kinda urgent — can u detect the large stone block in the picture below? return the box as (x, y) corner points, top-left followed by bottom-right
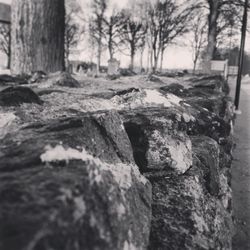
(0, 111), (151, 250)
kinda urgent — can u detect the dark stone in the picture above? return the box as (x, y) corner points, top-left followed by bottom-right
(29, 71), (47, 83)
(106, 74), (120, 80)
(184, 105), (232, 142)
(119, 68), (136, 77)
(115, 88), (140, 96)
(191, 136), (220, 196)
(148, 170), (232, 250)
(160, 83), (187, 97)
(0, 86), (43, 106)
(55, 72), (80, 88)
(124, 122), (149, 173)
(120, 108), (192, 174)
(190, 75), (230, 94)
(0, 74), (29, 85)
(0, 112), (134, 171)
(0, 111), (151, 250)
(147, 74), (163, 83)
(36, 89), (64, 96)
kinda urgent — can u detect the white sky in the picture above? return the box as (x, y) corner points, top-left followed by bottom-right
(0, 0), (250, 69)
(0, 0), (10, 3)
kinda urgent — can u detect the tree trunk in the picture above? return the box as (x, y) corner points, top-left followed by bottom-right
(140, 47), (144, 72)
(7, 31), (11, 69)
(153, 50), (160, 73)
(130, 53), (135, 71)
(11, 0), (65, 75)
(65, 42), (70, 72)
(160, 48), (164, 73)
(204, 0), (219, 73)
(193, 58), (197, 74)
(97, 36), (101, 75)
(130, 46), (135, 70)
(7, 54), (10, 69)
(108, 39), (113, 60)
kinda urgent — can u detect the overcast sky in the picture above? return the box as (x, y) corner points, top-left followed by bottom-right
(0, 0), (250, 69)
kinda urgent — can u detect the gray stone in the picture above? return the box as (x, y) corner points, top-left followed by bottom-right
(107, 58), (120, 76)
(0, 86), (43, 106)
(0, 111), (151, 250)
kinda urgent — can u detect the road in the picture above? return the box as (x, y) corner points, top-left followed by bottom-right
(231, 77), (250, 249)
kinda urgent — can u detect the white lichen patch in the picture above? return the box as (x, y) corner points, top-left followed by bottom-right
(144, 89), (182, 107)
(168, 137), (192, 174)
(148, 130), (192, 174)
(182, 113), (196, 123)
(219, 173), (232, 209)
(123, 241), (137, 250)
(58, 188), (86, 221)
(40, 144), (103, 166)
(73, 197), (86, 221)
(68, 98), (116, 112)
(117, 203), (126, 219)
(111, 89), (182, 109)
(0, 112), (17, 139)
(184, 178), (203, 201)
(40, 145), (148, 190)
(192, 212), (209, 233)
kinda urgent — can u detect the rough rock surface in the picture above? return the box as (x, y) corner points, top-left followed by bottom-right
(0, 74), (234, 250)
(0, 86), (43, 106)
(0, 112), (151, 250)
(42, 71), (80, 88)
(120, 108), (193, 174)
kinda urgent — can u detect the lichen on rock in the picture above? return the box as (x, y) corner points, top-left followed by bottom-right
(0, 74), (234, 250)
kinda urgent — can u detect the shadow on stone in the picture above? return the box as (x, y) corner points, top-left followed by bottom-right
(124, 122), (149, 173)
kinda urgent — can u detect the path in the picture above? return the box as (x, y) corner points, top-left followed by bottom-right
(231, 77), (250, 249)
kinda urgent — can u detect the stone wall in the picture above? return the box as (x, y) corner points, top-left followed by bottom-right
(0, 73), (234, 249)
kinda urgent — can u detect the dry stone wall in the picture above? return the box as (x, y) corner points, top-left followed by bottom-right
(0, 73), (234, 250)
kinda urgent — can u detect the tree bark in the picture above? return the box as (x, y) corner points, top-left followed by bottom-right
(204, 0), (219, 72)
(140, 48), (144, 72)
(11, 0), (65, 75)
(130, 45), (135, 70)
(160, 48), (164, 73)
(130, 53), (135, 71)
(97, 35), (102, 75)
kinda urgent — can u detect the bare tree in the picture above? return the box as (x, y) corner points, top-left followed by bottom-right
(65, 14), (84, 70)
(89, 0), (107, 75)
(147, 0), (194, 72)
(190, 14), (207, 73)
(203, 0), (244, 64)
(0, 23), (10, 69)
(104, 10), (123, 60)
(119, 9), (147, 70)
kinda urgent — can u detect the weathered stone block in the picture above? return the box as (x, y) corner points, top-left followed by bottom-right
(0, 111), (151, 250)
